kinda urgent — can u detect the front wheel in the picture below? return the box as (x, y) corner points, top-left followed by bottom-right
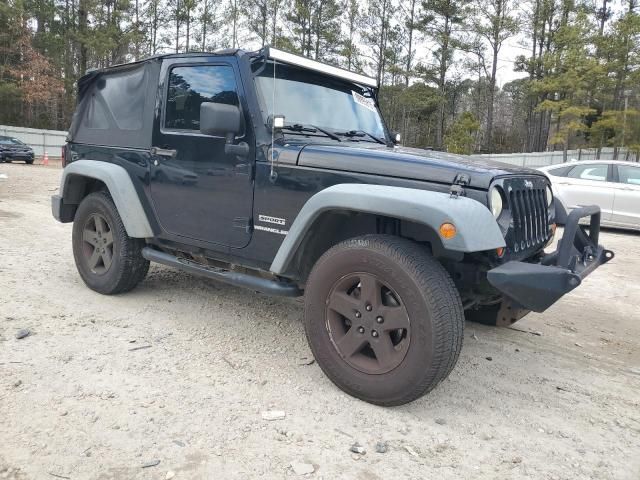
(72, 191), (149, 295)
(304, 235), (464, 406)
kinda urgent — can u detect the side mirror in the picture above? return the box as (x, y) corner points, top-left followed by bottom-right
(200, 102), (249, 157)
(392, 132), (401, 144)
(200, 102), (242, 137)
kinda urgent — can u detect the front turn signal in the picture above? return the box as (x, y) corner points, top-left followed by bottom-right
(439, 222), (457, 240)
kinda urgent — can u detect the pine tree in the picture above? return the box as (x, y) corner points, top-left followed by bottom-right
(418, 0), (472, 149)
(444, 111), (480, 154)
(533, 10), (600, 161)
(470, 0), (519, 152)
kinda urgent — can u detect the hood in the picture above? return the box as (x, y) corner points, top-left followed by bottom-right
(297, 143), (542, 190)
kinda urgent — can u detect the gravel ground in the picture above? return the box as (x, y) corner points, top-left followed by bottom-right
(1, 163), (639, 480)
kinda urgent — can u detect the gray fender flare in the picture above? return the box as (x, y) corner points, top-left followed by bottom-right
(270, 184), (505, 274)
(59, 160), (153, 238)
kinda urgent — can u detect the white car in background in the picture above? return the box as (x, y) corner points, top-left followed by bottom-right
(538, 160), (640, 231)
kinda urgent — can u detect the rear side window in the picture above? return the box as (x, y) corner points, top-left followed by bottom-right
(84, 67), (147, 130)
(545, 165), (573, 177)
(165, 65), (239, 131)
(617, 165), (640, 185)
(567, 164), (608, 182)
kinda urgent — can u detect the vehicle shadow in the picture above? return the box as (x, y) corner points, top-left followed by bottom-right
(131, 263), (555, 411)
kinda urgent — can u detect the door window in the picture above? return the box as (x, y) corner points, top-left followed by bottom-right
(617, 165), (640, 185)
(165, 65), (238, 131)
(567, 164), (608, 182)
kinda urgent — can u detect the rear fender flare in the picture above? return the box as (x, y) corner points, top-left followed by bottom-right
(270, 184), (505, 274)
(58, 160), (153, 238)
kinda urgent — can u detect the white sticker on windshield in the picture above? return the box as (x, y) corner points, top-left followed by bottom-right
(352, 91), (377, 112)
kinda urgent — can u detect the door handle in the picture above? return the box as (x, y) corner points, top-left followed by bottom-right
(150, 146), (177, 158)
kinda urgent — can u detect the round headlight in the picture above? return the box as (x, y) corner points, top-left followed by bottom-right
(545, 185), (553, 206)
(490, 187), (503, 219)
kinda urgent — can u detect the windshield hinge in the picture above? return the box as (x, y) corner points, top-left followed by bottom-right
(450, 173), (470, 198)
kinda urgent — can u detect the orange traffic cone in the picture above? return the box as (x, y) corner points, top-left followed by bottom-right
(43, 151), (49, 166)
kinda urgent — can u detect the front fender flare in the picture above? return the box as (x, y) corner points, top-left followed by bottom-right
(58, 160), (153, 238)
(270, 184), (505, 275)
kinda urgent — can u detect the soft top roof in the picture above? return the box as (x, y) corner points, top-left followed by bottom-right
(69, 47), (378, 149)
(78, 49), (243, 84)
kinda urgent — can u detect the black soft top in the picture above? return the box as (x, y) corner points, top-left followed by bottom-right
(68, 49), (245, 149)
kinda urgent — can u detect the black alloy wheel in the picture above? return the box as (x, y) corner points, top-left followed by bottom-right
(326, 272), (410, 375)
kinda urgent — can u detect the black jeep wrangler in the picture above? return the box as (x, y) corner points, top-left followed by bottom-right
(52, 47), (613, 406)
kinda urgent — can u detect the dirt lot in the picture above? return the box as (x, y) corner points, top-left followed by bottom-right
(1, 163), (639, 480)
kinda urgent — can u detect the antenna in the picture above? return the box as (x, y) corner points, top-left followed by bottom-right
(268, 5), (281, 184)
(269, 50), (277, 182)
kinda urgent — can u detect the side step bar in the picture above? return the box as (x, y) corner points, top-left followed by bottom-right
(142, 247), (302, 298)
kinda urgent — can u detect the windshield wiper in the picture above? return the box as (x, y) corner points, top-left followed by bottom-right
(335, 130), (386, 145)
(281, 123), (341, 142)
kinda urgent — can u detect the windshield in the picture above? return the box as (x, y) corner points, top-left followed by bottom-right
(253, 61), (386, 140)
(0, 137), (23, 145)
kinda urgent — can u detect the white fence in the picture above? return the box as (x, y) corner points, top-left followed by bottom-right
(470, 147), (636, 168)
(0, 124), (67, 157)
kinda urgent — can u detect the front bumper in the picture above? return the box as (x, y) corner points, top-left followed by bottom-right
(6, 152), (34, 160)
(487, 205), (614, 312)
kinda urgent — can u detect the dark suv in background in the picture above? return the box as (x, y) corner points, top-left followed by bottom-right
(0, 136), (34, 164)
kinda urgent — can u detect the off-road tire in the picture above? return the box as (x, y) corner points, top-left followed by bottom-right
(304, 234), (464, 406)
(72, 191), (149, 295)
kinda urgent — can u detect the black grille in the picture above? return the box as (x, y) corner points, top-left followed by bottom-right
(504, 179), (550, 253)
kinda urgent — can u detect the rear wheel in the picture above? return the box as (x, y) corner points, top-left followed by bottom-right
(72, 191), (149, 294)
(304, 235), (464, 406)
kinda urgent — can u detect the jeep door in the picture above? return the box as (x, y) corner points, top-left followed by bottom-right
(150, 58), (254, 248)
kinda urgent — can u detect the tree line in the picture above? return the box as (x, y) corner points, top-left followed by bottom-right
(0, 0), (638, 158)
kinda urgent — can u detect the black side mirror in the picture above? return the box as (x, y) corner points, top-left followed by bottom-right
(391, 131), (402, 144)
(200, 102), (242, 137)
(200, 102), (249, 157)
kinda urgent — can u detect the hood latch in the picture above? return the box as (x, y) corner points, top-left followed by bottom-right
(450, 173), (470, 198)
